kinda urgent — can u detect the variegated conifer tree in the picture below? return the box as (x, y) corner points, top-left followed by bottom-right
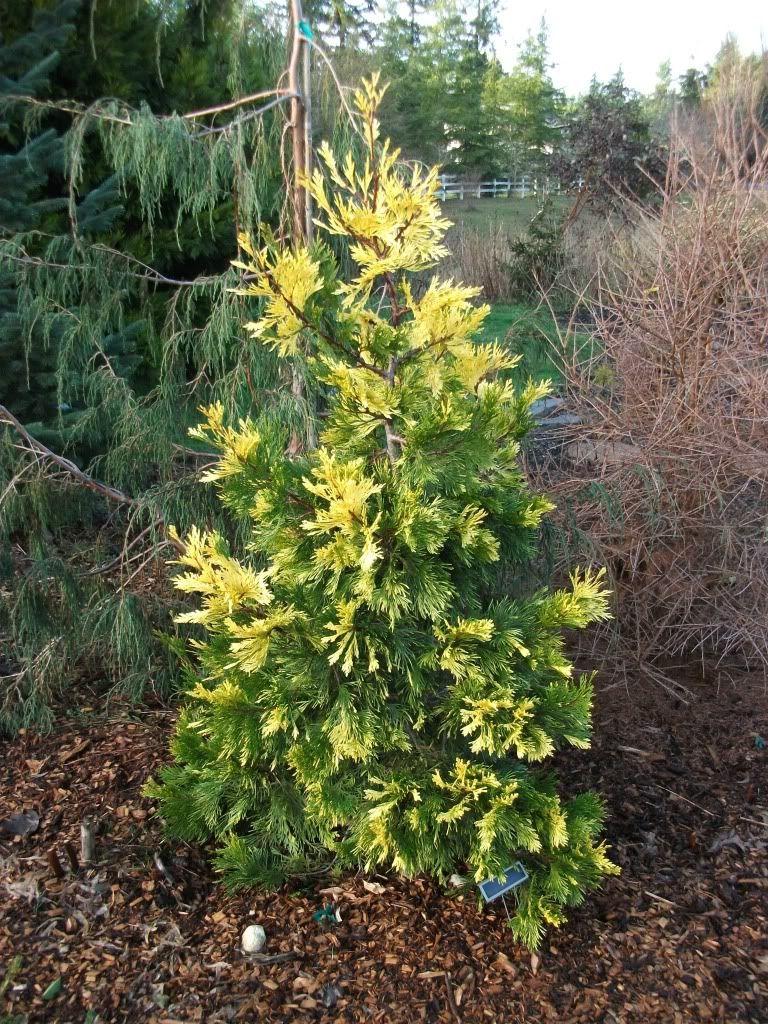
(147, 76), (618, 949)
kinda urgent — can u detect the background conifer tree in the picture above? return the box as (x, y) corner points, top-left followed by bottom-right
(0, 0), (131, 437)
(498, 19), (564, 173)
(148, 77), (618, 949)
(0, 0), (289, 734)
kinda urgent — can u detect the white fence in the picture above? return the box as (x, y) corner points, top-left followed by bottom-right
(437, 174), (568, 200)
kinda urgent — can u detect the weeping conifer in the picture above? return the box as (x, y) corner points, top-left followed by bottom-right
(148, 77), (618, 949)
(0, 2), (297, 733)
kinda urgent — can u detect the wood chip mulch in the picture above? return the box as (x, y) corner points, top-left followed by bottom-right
(1, 671), (767, 1024)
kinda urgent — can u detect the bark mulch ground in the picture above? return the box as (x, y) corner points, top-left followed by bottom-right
(1, 670), (766, 1024)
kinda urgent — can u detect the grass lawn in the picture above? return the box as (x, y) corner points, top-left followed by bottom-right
(480, 302), (596, 391)
(438, 196), (593, 390)
(481, 303), (566, 388)
(441, 195), (570, 234)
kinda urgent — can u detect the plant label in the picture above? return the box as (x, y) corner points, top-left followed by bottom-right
(478, 862), (529, 903)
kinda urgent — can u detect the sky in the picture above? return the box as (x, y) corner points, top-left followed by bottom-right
(496, 0), (767, 96)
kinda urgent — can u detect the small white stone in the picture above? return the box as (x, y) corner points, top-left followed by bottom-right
(449, 873), (468, 888)
(241, 924), (267, 954)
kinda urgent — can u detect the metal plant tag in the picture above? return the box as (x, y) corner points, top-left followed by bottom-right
(478, 862), (529, 903)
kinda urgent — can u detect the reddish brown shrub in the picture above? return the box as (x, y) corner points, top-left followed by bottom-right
(543, 68), (768, 684)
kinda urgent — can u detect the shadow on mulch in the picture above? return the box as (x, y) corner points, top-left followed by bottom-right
(1, 669), (766, 1024)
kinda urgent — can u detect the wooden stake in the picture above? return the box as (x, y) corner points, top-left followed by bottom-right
(302, 18), (313, 245)
(287, 0), (311, 245)
(285, 0), (316, 453)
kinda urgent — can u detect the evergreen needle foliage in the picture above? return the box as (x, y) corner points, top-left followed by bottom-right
(148, 76), (618, 949)
(0, 2), (290, 733)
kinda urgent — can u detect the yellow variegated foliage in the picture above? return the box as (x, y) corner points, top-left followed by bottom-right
(324, 598), (361, 675)
(453, 505), (500, 561)
(172, 527), (272, 625)
(459, 697), (554, 760)
(433, 758), (503, 804)
(302, 451), (382, 537)
(233, 237), (323, 356)
(322, 360), (401, 426)
(452, 342), (521, 393)
(150, 76), (617, 953)
(306, 77), (451, 302)
(403, 278), (489, 353)
(434, 618), (495, 682)
(227, 606), (305, 674)
(190, 404), (261, 482)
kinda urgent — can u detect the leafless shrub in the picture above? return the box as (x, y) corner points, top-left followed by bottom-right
(442, 222), (514, 302)
(541, 66), (768, 679)
(560, 210), (638, 301)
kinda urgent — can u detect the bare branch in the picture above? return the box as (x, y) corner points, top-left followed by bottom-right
(0, 404), (185, 553)
(182, 89), (290, 120)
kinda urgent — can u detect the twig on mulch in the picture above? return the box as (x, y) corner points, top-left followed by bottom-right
(248, 951), (302, 965)
(46, 849), (65, 879)
(443, 972), (461, 1022)
(654, 784), (718, 817)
